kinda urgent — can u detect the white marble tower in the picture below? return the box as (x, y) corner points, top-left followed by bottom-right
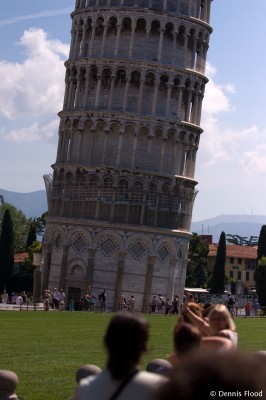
(42, 0), (213, 310)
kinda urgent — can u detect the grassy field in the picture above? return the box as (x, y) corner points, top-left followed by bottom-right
(1, 311), (266, 400)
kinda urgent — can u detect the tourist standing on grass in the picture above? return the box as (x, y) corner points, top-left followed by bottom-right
(90, 294), (97, 312)
(69, 298), (75, 312)
(99, 289), (107, 312)
(157, 295), (165, 314)
(15, 294), (23, 306)
(120, 295), (127, 311)
(52, 288), (59, 309)
(1, 290), (9, 304)
(58, 289), (65, 303)
(76, 313), (166, 400)
(253, 300), (260, 316)
(164, 299), (171, 315)
(43, 289), (50, 311)
(128, 295), (136, 312)
(171, 295), (179, 315)
(245, 301), (252, 317)
(150, 296), (158, 313)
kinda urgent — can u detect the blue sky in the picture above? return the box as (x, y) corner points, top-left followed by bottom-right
(1, 0), (266, 222)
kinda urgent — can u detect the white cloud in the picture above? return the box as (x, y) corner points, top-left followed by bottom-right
(203, 62), (235, 115)
(0, 28), (67, 120)
(241, 141), (266, 175)
(200, 63), (266, 175)
(4, 119), (59, 143)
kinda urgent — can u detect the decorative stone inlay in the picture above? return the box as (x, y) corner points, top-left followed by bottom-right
(98, 236), (118, 257)
(54, 233), (61, 251)
(157, 243), (171, 263)
(128, 240), (147, 260)
(71, 234), (87, 254)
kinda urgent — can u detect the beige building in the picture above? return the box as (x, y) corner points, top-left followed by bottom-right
(208, 243), (257, 294)
(42, 0), (213, 310)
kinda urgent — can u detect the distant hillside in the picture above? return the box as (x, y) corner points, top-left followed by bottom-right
(1, 188), (266, 240)
(191, 215), (266, 242)
(0, 188), (47, 218)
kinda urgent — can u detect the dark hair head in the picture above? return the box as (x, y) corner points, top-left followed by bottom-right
(173, 323), (201, 356)
(104, 312), (149, 379)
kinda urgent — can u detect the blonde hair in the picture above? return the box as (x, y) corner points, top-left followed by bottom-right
(208, 304), (236, 332)
(181, 302), (202, 323)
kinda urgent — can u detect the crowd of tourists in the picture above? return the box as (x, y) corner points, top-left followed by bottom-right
(0, 290), (32, 306)
(2, 291), (266, 400)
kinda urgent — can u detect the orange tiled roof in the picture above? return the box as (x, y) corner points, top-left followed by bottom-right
(209, 244), (257, 260)
(14, 252), (29, 263)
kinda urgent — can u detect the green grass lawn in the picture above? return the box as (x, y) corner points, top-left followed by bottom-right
(1, 311), (266, 400)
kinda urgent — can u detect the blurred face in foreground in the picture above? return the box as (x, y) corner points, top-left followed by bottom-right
(209, 311), (228, 333)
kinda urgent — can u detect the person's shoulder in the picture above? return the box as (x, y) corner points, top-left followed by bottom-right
(79, 369), (109, 387)
(134, 371), (167, 385)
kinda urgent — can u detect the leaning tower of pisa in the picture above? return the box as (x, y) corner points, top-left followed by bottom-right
(42, 0), (213, 310)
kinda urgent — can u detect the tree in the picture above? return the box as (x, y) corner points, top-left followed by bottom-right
(0, 203), (30, 253)
(257, 225), (266, 261)
(26, 223), (37, 250)
(210, 231), (226, 294)
(226, 234), (258, 246)
(255, 225), (266, 287)
(256, 257), (266, 306)
(0, 209), (14, 292)
(185, 233), (208, 288)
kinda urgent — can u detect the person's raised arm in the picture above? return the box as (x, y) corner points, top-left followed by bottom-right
(182, 303), (212, 336)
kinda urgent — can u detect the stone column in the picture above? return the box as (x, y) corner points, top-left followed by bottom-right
(185, 89), (192, 121)
(94, 75), (102, 108)
(114, 25), (122, 56)
(174, 255), (189, 304)
(116, 130), (124, 165)
(74, 72), (81, 109)
(32, 253), (43, 303)
(73, 28), (80, 58)
(41, 242), (52, 294)
(157, 29), (165, 62)
(59, 244), (70, 290)
(114, 251), (127, 311)
(83, 70), (90, 108)
(151, 79), (160, 116)
(85, 248), (97, 290)
(63, 76), (70, 109)
(167, 256), (177, 302)
(100, 23), (108, 57)
(165, 82), (173, 117)
(142, 255), (157, 313)
(128, 22), (136, 58)
(183, 34), (188, 67)
(191, 91), (199, 124)
(80, 23), (87, 57)
(67, 77), (74, 109)
(89, 23), (96, 58)
(108, 76), (115, 109)
(137, 78), (144, 113)
(69, 29), (75, 58)
(122, 78), (130, 111)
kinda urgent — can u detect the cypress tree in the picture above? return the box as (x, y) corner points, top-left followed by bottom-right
(256, 257), (266, 306)
(210, 231), (226, 294)
(0, 209), (14, 292)
(255, 225), (266, 303)
(257, 225), (266, 260)
(26, 223), (37, 250)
